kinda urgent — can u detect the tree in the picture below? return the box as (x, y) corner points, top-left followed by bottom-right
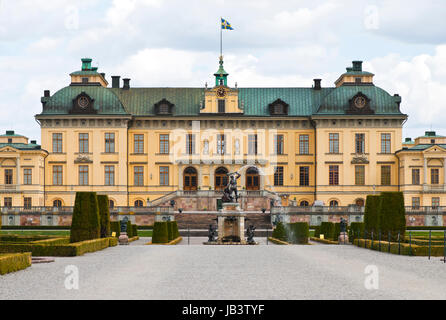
(97, 195), (111, 238)
(70, 192), (101, 243)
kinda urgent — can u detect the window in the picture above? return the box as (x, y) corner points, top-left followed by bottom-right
(355, 165), (365, 186)
(274, 135), (284, 155)
(218, 100), (225, 113)
(432, 197), (440, 209)
(24, 197), (32, 209)
(79, 166), (89, 186)
(4, 197), (12, 208)
(274, 166), (284, 186)
(186, 134), (195, 155)
(105, 133), (115, 153)
(82, 77), (89, 83)
(329, 133), (339, 154)
(109, 200), (115, 209)
(7, 138), (12, 144)
(159, 104), (169, 114)
(52, 166), (62, 186)
(4, 169), (13, 185)
(355, 133), (365, 154)
(300, 201), (309, 207)
(134, 134), (144, 154)
(412, 197), (420, 209)
(134, 167), (144, 186)
(135, 200), (144, 208)
(299, 135), (309, 155)
(79, 133), (89, 153)
(217, 134), (226, 155)
(299, 167), (309, 186)
(23, 169), (32, 185)
(160, 167), (169, 186)
(52, 133), (63, 153)
(412, 169), (420, 185)
(355, 77), (362, 84)
(160, 134), (169, 154)
(381, 166), (391, 185)
(53, 200), (62, 208)
(329, 200), (339, 207)
(431, 168), (439, 185)
(381, 133), (391, 154)
(274, 104), (284, 114)
(105, 166), (115, 186)
(329, 165), (339, 186)
(248, 135), (258, 155)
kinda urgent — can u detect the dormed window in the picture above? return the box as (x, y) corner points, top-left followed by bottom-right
(154, 99), (174, 115)
(268, 99), (289, 116)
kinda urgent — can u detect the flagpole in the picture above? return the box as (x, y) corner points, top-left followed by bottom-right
(220, 17), (223, 57)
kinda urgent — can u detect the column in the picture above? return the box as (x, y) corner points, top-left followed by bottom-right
(424, 157), (428, 185)
(16, 157), (20, 192)
(210, 165), (215, 189)
(443, 158), (446, 190)
(178, 164), (183, 191)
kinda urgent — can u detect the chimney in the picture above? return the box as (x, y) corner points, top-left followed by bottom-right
(44, 90), (50, 97)
(123, 78), (131, 90)
(352, 61), (363, 72)
(405, 138), (412, 143)
(313, 79), (322, 90)
(30, 140), (37, 145)
(112, 76), (121, 89)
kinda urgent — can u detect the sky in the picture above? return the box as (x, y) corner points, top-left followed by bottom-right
(1, 0), (446, 142)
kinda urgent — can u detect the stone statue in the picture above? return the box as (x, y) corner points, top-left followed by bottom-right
(247, 225), (256, 244)
(120, 217), (129, 233)
(208, 224), (217, 242)
(222, 172), (241, 203)
(340, 217), (347, 233)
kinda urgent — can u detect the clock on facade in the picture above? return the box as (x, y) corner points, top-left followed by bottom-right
(217, 87), (226, 98)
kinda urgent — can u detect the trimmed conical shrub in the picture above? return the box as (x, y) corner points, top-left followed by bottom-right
(171, 221), (179, 239)
(320, 222), (334, 240)
(152, 222), (169, 244)
(97, 195), (111, 238)
(272, 222), (287, 241)
(288, 222), (309, 244)
(364, 195), (380, 235)
(379, 192), (406, 241)
(70, 192), (100, 243)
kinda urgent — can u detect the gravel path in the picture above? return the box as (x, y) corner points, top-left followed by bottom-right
(1, 239), (446, 300)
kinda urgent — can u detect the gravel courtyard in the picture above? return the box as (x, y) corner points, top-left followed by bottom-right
(1, 238), (446, 300)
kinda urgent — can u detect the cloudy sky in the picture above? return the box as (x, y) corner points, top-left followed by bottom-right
(1, 0), (445, 142)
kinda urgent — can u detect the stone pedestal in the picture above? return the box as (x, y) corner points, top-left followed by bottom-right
(119, 232), (129, 245)
(338, 232), (349, 244)
(217, 203), (247, 244)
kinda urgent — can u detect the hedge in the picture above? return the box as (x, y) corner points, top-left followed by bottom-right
(310, 237), (338, 245)
(0, 253), (31, 275)
(152, 222), (169, 244)
(353, 238), (446, 256)
(364, 195), (380, 234)
(320, 222), (334, 240)
(110, 221), (121, 238)
(349, 222), (365, 243)
(0, 237), (117, 257)
(126, 221), (133, 238)
(171, 221), (179, 239)
(333, 223), (341, 241)
(287, 222), (309, 244)
(406, 226), (446, 231)
(272, 222), (287, 242)
(97, 195), (111, 238)
(70, 192), (101, 243)
(313, 226), (321, 238)
(132, 225), (138, 237)
(379, 192), (406, 241)
(1, 226), (71, 230)
(0, 235), (59, 243)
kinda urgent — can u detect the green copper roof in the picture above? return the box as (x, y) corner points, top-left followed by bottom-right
(0, 143), (42, 151)
(316, 85), (403, 115)
(40, 86), (128, 115)
(400, 144), (446, 151)
(110, 88), (204, 116)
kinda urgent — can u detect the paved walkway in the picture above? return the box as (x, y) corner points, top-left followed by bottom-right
(1, 239), (446, 300)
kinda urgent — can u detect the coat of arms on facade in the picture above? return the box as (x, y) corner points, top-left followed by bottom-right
(74, 155), (93, 164)
(351, 154), (369, 164)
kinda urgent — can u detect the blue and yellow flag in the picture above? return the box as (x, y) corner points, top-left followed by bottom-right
(221, 18), (234, 30)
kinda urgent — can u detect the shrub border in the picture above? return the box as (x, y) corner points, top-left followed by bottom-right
(0, 253), (32, 275)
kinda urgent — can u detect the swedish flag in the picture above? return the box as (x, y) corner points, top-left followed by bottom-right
(221, 18), (234, 30)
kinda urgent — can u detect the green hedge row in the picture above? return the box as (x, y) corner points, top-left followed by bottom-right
(320, 222), (335, 240)
(0, 237), (117, 257)
(272, 222), (309, 244)
(353, 238), (445, 256)
(0, 226), (71, 230)
(0, 235), (58, 243)
(406, 226), (446, 231)
(0, 253), (31, 275)
(152, 221), (179, 244)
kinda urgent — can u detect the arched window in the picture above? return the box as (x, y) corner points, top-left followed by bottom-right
(300, 201), (309, 207)
(355, 198), (365, 207)
(134, 200), (144, 208)
(215, 167), (229, 191)
(53, 200), (62, 208)
(184, 167), (198, 191)
(329, 200), (339, 207)
(109, 200), (115, 209)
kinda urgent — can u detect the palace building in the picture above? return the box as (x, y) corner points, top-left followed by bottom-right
(25, 56), (414, 212)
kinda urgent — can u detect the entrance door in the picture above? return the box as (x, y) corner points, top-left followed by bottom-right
(246, 167), (260, 191)
(184, 167), (198, 191)
(215, 167), (228, 191)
